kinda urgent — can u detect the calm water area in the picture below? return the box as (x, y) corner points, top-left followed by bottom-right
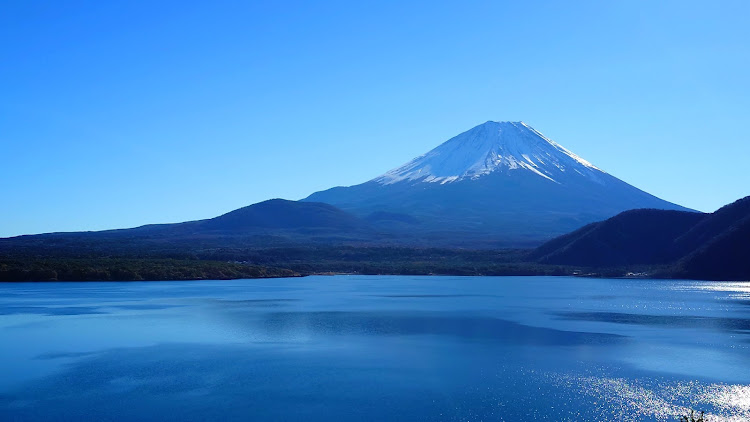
(1, 276), (749, 421)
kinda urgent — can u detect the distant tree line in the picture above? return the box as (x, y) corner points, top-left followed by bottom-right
(0, 237), (678, 282)
(0, 258), (297, 282)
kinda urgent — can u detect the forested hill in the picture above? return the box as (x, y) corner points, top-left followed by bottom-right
(531, 195), (750, 281)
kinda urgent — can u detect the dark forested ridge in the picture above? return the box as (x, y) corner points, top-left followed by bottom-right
(529, 209), (707, 266)
(531, 196), (750, 281)
(675, 200), (750, 281)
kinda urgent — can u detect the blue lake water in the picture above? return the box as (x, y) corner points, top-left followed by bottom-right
(1, 276), (749, 421)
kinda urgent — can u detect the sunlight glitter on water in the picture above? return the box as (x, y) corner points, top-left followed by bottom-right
(676, 282), (750, 300)
(549, 373), (750, 422)
(666, 383), (750, 422)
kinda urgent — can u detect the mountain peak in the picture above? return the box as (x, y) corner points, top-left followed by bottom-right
(304, 120), (690, 245)
(374, 121), (602, 185)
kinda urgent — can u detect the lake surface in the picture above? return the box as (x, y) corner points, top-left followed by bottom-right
(0, 276), (749, 421)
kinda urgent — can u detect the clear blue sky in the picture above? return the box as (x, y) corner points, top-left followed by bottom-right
(2, 0), (749, 237)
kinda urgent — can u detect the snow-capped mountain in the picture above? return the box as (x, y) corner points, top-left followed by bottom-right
(304, 121), (693, 247)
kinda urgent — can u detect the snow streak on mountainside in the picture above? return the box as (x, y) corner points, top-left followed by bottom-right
(375, 121), (602, 185)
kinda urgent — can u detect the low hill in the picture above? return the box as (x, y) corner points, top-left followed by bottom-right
(0, 199), (377, 257)
(198, 199), (369, 233)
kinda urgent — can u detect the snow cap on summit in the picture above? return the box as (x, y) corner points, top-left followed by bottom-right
(375, 121), (602, 185)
